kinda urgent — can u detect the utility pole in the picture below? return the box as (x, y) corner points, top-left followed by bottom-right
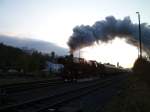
(136, 12), (142, 58)
(79, 49), (80, 59)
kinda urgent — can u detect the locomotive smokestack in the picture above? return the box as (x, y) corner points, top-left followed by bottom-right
(69, 51), (74, 58)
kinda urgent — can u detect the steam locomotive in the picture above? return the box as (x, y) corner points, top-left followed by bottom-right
(57, 54), (126, 81)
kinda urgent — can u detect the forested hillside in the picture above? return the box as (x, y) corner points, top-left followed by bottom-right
(0, 43), (51, 73)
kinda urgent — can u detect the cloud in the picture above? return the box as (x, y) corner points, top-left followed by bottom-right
(0, 34), (68, 55)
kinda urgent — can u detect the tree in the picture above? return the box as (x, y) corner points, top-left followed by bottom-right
(50, 51), (55, 62)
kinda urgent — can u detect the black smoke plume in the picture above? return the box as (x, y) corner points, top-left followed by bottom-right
(68, 16), (150, 54)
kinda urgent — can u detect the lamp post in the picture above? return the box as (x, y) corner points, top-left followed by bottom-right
(136, 12), (142, 58)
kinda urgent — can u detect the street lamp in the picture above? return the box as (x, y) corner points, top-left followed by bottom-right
(136, 12), (142, 58)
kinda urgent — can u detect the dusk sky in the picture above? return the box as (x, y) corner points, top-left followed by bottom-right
(0, 0), (150, 68)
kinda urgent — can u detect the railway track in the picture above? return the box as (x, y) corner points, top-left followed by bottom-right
(0, 75), (125, 112)
(0, 78), (64, 94)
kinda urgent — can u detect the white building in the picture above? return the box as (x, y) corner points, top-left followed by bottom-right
(45, 61), (64, 73)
